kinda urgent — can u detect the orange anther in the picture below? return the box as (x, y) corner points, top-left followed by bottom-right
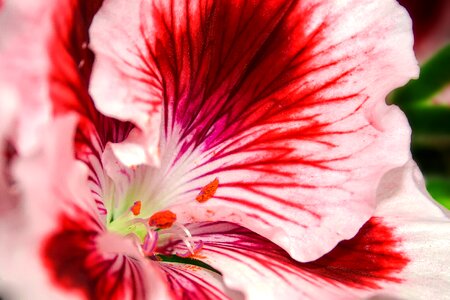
(196, 178), (219, 203)
(131, 201), (142, 216)
(149, 210), (177, 229)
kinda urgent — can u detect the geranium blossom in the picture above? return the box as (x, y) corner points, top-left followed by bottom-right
(0, 0), (449, 299)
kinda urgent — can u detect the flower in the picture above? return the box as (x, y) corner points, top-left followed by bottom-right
(1, 0), (449, 299)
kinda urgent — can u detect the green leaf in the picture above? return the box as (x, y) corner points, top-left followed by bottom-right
(400, 105), (450, 149)
(426, 177), (450, 209)
(156, 254), (221, 274)
(391, 43), (450, 106)
(404, 105), (450, 135)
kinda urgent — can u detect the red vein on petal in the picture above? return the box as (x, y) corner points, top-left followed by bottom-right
(162, 263), (230, 300)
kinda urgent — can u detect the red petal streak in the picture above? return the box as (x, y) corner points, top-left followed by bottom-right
(138, 0), (414, 260)
(161, 263), (231, 300)
(41, 212), (147, 300)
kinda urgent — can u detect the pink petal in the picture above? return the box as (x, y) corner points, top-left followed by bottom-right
(0, 115), (98, 299)
(0, 0), (52, 154)
(89, 0), (162, 130)
(89, 0), (162, 165)
(0, 0), (106, 155)
(0, 0), (138, 217)
(165, 221), (405, 299)
(92, 0), (418, 261)
(40, 0), (136, 159)
(0, 0), (135, 164)
(369, 160), (450, 298)
(168, 160), (450, 299)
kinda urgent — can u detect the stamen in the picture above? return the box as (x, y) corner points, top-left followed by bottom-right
(196, 177), (219, 203)
(142, 231), (159, 255)
(149, 210), (177, 229)
(161, 223), (204, 258)
(176, 240), (204, 258)
(130, 201), (142, 216)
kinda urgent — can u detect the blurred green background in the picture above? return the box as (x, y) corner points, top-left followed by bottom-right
(393, 0), (450, 208)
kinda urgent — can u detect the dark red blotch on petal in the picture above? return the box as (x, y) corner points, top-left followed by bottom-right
(41, 212), (146, 300)
(301, 217), (410, 289)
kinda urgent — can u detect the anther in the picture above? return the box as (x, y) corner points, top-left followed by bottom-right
(196, 178), (219, 203)
(149, 210), (177, 229)
(130, 201), (142, 216)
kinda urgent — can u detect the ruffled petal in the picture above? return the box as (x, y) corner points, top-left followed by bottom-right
(89, 0), (162, 166)
(166, 162), (449, 299)
(90, 0), (418, 261)
(163, 221), (404, 300)
(89, 0), (163, 129)
(367, 160), (450, 298)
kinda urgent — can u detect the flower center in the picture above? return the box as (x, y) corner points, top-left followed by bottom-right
(106, 203), (203, 257)
(101, 167), (220, 259)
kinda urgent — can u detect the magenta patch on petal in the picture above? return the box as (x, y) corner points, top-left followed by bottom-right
(41, 212), (146, 300)
(301, 217), (410, 289)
